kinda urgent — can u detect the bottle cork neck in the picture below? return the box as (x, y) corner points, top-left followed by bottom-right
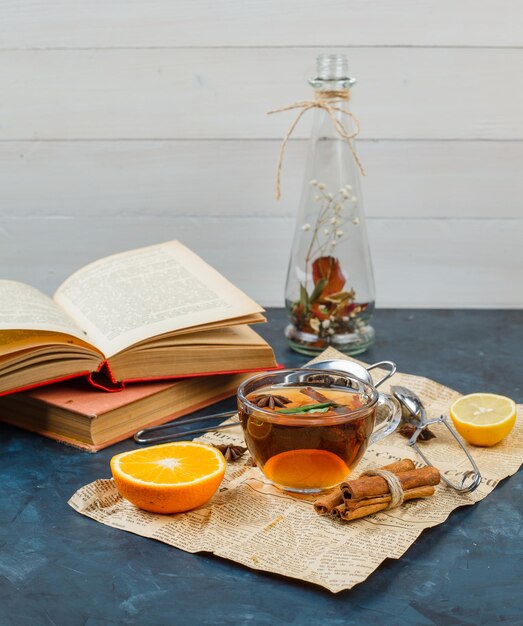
(314, 89), (351, 101)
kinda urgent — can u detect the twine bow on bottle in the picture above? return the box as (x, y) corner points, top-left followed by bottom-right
(268, 90), (365, 200)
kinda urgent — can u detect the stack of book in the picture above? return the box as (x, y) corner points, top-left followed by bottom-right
(0, 241), (278, 450)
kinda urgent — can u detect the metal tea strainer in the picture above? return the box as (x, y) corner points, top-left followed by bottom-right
(134, 359), (396, 444)
(391, 385), (482, 494)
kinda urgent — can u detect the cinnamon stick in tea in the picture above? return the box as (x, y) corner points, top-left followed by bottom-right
(341, 466), (440, 501)
(300, 387), (347, 415)
(337, 486), (435, 521)
(300, 386), (330, 403)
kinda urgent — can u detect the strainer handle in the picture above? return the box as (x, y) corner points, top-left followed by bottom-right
(366, 361), (397, 387)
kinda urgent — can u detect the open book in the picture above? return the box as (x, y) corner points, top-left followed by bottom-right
(0, 241), (277, 396)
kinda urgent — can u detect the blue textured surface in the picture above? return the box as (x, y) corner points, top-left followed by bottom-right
(1, 309), (522, 626)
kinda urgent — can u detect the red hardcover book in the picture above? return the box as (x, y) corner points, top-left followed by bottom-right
(0, 372), (248, 452)
(0, 241), (278, 397)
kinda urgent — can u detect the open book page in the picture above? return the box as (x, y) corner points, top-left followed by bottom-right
(0, 330), (102, 359)
(158, 312), (266, 337)
(54, 241), (265, 358)
(0, 281), (88, 342)
(129, 325), (268, 350)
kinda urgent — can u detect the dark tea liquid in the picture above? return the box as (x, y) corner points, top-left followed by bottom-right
(241, 385), (374, 492)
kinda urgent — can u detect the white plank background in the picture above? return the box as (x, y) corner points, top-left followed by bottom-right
(1, 1), (522, 48)
(2, 48), (523, 140)
(1, 217), (521, 308)
(0, 2), (522, 307)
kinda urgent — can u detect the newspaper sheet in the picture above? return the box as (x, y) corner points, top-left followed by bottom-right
(69, 348), (523, 592)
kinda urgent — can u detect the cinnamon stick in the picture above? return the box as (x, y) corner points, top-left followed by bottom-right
(312, 459), (415, 514)
(338, 502), (388, 521)
(341, 466), (440, 501)
(313, 490), (344, 515)
(337, 486), (435, 521)
(344, 485), (435, 511)
(332, 503), (348, 518)
(374, 459), (415, 474)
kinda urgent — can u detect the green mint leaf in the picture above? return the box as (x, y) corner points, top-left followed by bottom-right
(275, 402), (338, 415)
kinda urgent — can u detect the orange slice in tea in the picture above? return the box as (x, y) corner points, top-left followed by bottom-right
(110, 442), (226, 514)
(247, 416), (272, 439)
(263, 449), (350, 490)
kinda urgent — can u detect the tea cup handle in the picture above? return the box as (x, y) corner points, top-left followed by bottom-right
(369, 394), (402, 446)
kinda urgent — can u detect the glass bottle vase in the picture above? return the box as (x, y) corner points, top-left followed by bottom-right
(284, 54), (376, 356)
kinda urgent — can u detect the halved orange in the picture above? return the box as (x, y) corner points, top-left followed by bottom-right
(110, 442), (226, 514)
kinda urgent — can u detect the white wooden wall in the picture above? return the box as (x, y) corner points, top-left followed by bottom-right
(1, 1), (522, 307)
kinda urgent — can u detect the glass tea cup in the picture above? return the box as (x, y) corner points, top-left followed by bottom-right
(237, 368), (401, 494)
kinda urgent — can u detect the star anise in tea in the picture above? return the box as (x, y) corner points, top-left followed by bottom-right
(213, 444), (247, 462)
(251, 394), (291, 409)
